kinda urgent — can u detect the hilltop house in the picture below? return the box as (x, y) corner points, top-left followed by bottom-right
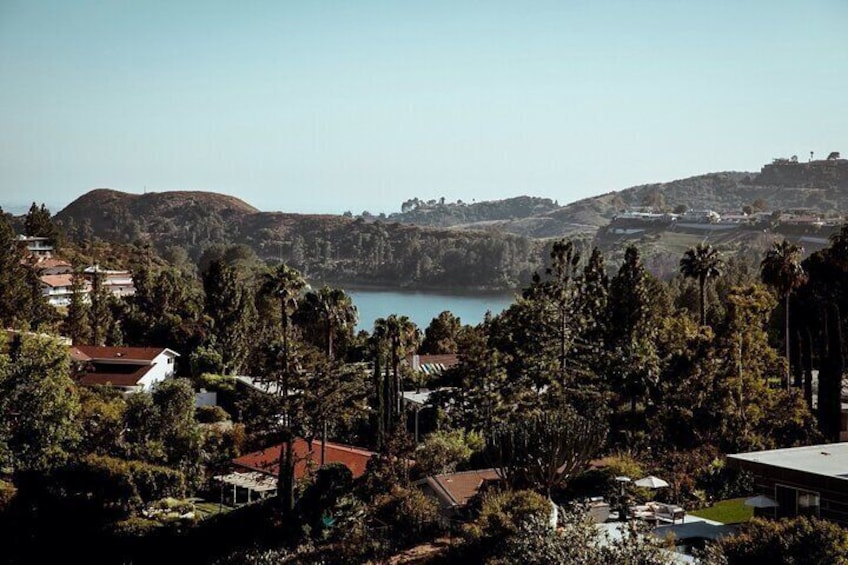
(70, 345), (179, 393)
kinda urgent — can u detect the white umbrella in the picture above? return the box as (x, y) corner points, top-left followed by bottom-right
(634, 475), (670, 489)
(744, 495), (779, 508)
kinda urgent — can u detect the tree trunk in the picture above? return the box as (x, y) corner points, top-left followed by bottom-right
(321, 419), (328, 466)
(560, 304), (567, 384)
(699, 275), (706, 327)
(819, 304), (844, 442)
(791, 329), (803, 388)
(383, 358), (393, 435)
(374, 354), (384, 451)
(784, 293), (791, 389)
(327, 320), (334, 360)
(802, 327), (813, 409)
(277, 433), (295, 516)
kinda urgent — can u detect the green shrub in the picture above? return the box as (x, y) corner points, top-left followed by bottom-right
(372, 486), (440, 547)
(0, 479), (16, 510)
(109, 516), (162, 537)
(196, 405), (231, 424)
(465, 489), (551, 543)
(714, 516), (848, 565)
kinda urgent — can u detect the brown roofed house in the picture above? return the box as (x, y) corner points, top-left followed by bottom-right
(417, 468), (501, 520)
(71, 345), (179, 393)
(232, 438), (377, 481)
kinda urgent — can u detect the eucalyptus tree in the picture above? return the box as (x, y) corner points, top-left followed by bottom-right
(760, 240), (807, 387)
(546, 240), (584, 383)
(421, 310), (462, 354)
(0, 210), (32, 328)
(88, 267), (113, 346)
(66, 267), (90, 345)
(607, 245), (660, 415)
(680, 243), (724, 326)
(0, 334), (79, 472)
(202, 260), (256, 375)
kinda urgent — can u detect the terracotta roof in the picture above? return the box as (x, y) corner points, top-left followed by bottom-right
(233, 438), (376, 480)
(39, 274), (76, 288)
(69, 345), (176, 362)
(406, 354), (461, 373)
(23, 257), (71, 269)
(420, 468), (500, 508)
(76, 364), (155, 387)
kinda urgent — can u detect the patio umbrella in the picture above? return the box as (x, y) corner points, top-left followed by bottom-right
(634, 475), (669, 489)
(744, 495), (779, 508)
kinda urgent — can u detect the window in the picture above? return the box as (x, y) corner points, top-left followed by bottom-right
(798, 491), (820, 517)
(775, 485), (820, 518)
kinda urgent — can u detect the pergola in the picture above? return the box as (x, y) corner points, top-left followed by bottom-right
(214, 471), (278, 505)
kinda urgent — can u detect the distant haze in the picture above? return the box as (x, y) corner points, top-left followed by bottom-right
(1, 1), (846, 215)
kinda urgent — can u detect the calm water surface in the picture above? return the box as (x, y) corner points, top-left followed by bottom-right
(346, 288), (516, 330)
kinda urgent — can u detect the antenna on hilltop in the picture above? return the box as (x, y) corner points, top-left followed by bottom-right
(810, 151), (814, 162)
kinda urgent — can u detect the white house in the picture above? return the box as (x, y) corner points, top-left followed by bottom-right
(16, 235), (53, 258)
(70, 346), (179, 393)
(83, 265), (136, 298)
(39, 274), (90, 307)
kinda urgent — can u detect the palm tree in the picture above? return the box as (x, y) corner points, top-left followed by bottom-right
(261, 263), (307, 374)
(373, 315), (419, 433)
(679, 243), (724, 326)
(313, 286), (358, 360)
(760, 240), (807, 387)
(259, 263), (306, 513)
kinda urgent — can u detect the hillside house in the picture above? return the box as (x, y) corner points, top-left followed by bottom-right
(39, 274), (90, 307)
(83, 265), (136, 298)
(24, 257), (72, 275)
(16, 235), (53, 258)
(70, 345), (179, 392)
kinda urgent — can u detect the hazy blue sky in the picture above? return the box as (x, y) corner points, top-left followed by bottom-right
(1, 1), (846, 214)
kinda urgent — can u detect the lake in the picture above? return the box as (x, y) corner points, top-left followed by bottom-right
(346, 288), (517, 330)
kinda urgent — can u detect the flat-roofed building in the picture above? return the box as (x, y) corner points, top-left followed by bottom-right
(727, 443), (848, 525)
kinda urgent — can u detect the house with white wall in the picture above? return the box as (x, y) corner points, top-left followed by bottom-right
(83, 265), (136, 298)
(40, 274), (90, 307)
(70, 346), (179, 393)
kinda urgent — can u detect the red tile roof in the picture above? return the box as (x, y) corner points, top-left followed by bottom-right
(76, 364), (155, 387)
(39, 274), (77, 288)
(420, 468), (500, 508)
(23, 257), (72, 269)
(233, 438), (376, 480)
(70, 346), (174, 363)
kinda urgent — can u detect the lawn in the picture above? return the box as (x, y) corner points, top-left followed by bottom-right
(195, 501), (234, 519)
(689, 497), (753, 524)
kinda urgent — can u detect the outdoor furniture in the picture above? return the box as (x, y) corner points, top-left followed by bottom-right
(629, 502), (686, 525)
(654, 502), (686, 524)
